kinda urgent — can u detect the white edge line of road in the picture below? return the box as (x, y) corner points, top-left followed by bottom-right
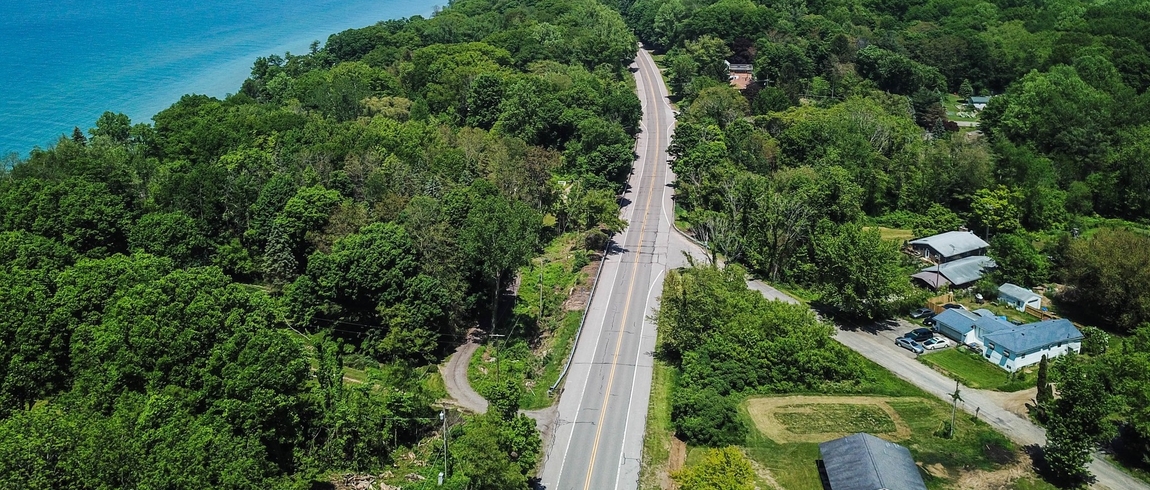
(614, 267), (665, 490)
(553, 61), (656, 483)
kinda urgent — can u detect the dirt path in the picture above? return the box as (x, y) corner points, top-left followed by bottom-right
(440, 342), (488, 413)
(981, 387), (1037, 420)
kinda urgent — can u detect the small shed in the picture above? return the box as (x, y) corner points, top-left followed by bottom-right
(817, 433), (927, 490)
(908, 231), (989, 263)
(998, 283), (1042, 312)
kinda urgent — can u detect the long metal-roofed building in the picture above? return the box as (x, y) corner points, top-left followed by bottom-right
(911, 255), (996, 290)
(908, 231), (989, 263)
(817, 433), (927, 490)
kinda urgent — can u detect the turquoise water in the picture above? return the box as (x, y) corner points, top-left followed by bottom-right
(1, 0), (434, 156)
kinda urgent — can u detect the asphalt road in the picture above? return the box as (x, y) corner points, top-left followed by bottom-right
(537, 47), (684, 490)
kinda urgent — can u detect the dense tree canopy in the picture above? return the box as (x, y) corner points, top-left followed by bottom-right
(0, 0), (640, 486)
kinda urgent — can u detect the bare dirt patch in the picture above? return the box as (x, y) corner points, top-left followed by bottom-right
(952, 454), (1034, 489)
(561, 252), (602, 312)
(981, 387), (1037, 419)
(744, 395), (916, 444)
(665, 436), (687, 490)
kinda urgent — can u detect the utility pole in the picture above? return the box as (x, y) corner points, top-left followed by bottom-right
(949, 379), (962, 439)
(539, 266), (544, 324)
(440, 409), (448, 484)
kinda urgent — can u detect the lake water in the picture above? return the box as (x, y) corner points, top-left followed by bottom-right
(0, 0), (435, 156)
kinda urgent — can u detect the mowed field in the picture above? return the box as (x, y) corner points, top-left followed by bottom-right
(736, 390), (1036, 490)
(745, 395), (913, 443)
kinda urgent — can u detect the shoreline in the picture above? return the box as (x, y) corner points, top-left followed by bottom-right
(1, 0), (436, 157)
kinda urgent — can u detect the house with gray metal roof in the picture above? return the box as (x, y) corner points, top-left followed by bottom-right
(998, 283), (1042, 312)
(982, 319), (1082, 372)
(908, 231), (989, 263)
(817, 433), (927, 490)
(910, 255), (996, 290)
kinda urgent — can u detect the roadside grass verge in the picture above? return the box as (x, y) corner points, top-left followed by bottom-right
(638, 359), (675, 490)
(920, 348), (1035, 392)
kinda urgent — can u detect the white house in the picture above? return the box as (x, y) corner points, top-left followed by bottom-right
(933, 309), (1082, 372)
(982, 319), (1082, 372)
(998, 283), (1042, 312)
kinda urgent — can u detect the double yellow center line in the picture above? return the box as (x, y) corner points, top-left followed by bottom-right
(580, 50), (664, 490)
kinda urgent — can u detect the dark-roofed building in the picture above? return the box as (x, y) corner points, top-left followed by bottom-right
(982, 319), (1082, 371)
(910, 255), (996, 290)
(818, 433), (927, 490)
(908, 231), (989, 263)
(969, 96), (991, 110)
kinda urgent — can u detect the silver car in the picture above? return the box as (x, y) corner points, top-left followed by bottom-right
(895, 337), (925, 354)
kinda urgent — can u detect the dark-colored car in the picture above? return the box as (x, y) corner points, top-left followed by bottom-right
(904, 328), (934, 342)
(895, 337), (925, 354)
(942, 303), (964, 310)
(922, 314), (937, 327)
(910, 307), (933, 319)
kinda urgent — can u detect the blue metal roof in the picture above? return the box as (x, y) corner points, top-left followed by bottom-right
(982, 319), (1083, 355)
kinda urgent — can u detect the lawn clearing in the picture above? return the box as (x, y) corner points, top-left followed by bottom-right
(866, 226), (914, 242)
(919, 348), (1035, 392)
(744, 395), (912, 443)
(774, 403), (898, 434)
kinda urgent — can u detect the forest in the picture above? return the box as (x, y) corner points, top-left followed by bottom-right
(0, 0), (640, 487)
(622, 0), (1150, 483)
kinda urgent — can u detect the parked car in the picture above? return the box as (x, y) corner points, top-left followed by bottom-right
(895, 337), (925, 354)
(942, 303), (965, 310)
(910, 307), (933, 319)
(922, 337), (949, 350)
(904, 328), (934, 342)
(922, 314), (937, 327)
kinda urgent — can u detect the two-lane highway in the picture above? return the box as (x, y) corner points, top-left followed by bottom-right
(538, 48), (683, 490)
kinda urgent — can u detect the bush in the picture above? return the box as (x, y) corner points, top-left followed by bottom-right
(583, 229), (609, 251)
(670, 386), (745, 446)
(571, 249), (590, 272)
(1079, 326), (1110, 356)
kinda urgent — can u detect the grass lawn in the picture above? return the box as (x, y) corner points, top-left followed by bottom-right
(773, 403), (898, 434)
(945, 94), (979, 123)
(866, 225), (915, 242)
(919, 348), (1035, 392)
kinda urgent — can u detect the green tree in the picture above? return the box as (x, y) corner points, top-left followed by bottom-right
(128, 211), (208, 267)
(461, 185), (539, 326)
(1044, 359), (1115, 483)
(812, 223), (913, 320)
(959, 78), (974, 101)
(1062, 228), (1150, 332)
(673, 446), (755, 490)
(970, 185), (1023, 236)
(990, 232), (1050, 286)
